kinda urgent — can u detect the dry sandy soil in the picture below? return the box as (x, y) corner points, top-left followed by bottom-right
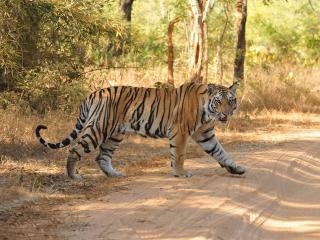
(1, 112), (320, 240)
(55, 130), (320, 240)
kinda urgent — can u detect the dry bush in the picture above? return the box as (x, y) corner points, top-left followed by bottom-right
(0, 110), (169, 211)
(1, 63), (319, 114)
(83, 64), (320, 113)
(239, 65), (320, 113)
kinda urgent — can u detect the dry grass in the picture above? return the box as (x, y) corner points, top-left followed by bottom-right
(2, 65), (319, 116)
(239, 66), (320, 113)
(1, 109), (319, 204)
(83, 65), (320, 113)
(0, 110), (169, 200)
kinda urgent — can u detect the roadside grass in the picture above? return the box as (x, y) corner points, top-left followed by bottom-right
(1, 65), (320, 115)
(1, 109), (320, 212)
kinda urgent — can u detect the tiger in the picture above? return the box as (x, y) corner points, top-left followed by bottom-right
(35, 81), (245, 179)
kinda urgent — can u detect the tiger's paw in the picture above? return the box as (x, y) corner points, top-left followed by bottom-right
(218, 162), (225, 168)
(106, 171), (126, 177)
(226, 165), (246, 175)
(69, 173), (83, 180)
(184, 171), (193, 178)
(174, 170), (193, 178)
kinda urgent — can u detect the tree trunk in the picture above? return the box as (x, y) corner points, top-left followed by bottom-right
(233, 0), (247, 86)
(188, 0), (215, 84)
(21, 13), (40, 69)
(214, 45), (223, 84)
(202, 20), (208, 84)
(112, 0), (134, 57)
(214, 3), (229, 83)
(159, 0), (165, 18)
(189, 0), (204, 84)
(119, 0), (134, 21)
(167, 18), (180, 87)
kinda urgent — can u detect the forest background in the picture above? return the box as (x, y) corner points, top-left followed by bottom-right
(1, 0), (320, 114)
(1, 1), (320, 238)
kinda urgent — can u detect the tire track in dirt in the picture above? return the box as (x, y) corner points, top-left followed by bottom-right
(233, 136), (320, 240)
(57, 130), (320, 240)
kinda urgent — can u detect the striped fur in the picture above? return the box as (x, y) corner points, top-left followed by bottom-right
(35, 82), (245, 179)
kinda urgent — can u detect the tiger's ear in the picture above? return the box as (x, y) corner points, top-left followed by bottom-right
(229, 80), (239, 93)
(208, 84), (216, 95)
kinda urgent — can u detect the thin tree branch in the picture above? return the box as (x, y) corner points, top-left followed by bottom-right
(80, 66), (142, 76)
(203, 0), (216, 22)
(308, 0), (320, 14)
(167, 17), (180, 87)
(233, 0), (247, 86)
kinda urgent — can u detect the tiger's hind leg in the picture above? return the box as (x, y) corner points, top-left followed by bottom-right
(192, 127), (245, 175)
(67, 128), (102, 180)
(96, 134), (126, 177)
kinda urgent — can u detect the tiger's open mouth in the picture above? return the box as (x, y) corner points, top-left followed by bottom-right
(218, 113), (228, 123)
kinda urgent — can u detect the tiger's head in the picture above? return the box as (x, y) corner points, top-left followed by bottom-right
(205, 83), (238, 124)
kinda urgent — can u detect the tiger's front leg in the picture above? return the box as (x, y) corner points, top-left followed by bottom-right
(169, 133), (192, 177)
(192, 127), (246, 175)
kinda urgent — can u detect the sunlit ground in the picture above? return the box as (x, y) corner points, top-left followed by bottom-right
(1, 110), (320, 239)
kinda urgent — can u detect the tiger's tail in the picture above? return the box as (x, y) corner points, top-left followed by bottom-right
(35, 101), (88, 149)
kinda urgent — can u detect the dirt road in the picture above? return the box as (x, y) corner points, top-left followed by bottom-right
(57, 130), (320, 240)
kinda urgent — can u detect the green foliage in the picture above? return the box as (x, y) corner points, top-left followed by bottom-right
(0, 69), (88, 113)
(0, 0), (37, 84)
(37, 0), (126, 67)
(0, 0), (125, 112)
(0, 0), (319, 113)
(0, 0), (126, 87)
(247, 0), (320, 66)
